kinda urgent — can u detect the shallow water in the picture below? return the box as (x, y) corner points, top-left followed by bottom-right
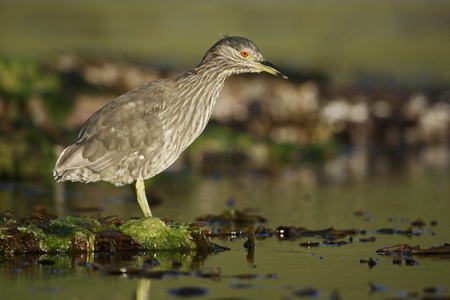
(1, 166), (449, 299)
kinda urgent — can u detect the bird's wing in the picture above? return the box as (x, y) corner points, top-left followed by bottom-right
(55, 80), (170, 174)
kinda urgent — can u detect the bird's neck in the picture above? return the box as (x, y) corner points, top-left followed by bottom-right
(177, 60), (234, 108)
(172, 61), (233, 150)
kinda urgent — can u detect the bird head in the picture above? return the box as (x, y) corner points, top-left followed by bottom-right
(202, 36), (288, 79)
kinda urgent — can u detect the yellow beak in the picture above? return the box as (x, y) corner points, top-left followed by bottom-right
(254, 59), (288, 79)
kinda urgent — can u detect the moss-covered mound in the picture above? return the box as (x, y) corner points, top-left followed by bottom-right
(0, 212), (227, 254)
(118, 217), (196, 250)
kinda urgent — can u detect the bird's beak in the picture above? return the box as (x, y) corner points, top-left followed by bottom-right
(254, 59), (288, 79)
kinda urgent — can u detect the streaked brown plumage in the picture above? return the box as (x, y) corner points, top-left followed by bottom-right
(54, 36), (287, 217)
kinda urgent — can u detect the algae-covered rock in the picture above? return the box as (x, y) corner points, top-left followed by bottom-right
(0, 212), (226, 253)
(118, 217), (196, 251)
(17, 216), (98, 253)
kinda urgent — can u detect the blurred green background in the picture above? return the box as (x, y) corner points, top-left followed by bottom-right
(0, 0), (449, 183)
(1, 0), (449, 87)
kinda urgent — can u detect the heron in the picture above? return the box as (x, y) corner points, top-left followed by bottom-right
(54, 36), (287, 217)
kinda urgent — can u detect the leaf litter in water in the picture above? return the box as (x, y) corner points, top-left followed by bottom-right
(276, 226), (358, 239)
(323, 240), (350, 246)
(360, 258), (379, 268)
(393, 257), (419, 266)
(410, 218), (427, 227)
(299, 241), (320, 248)
(376, 244), (450, 257)
(243, 226), (255, 249)
(195, 210), (437, 244)
(195, 209), (267, 226)
(167, 286), (209, 297)
(367, 282), (450, 300)
(292, 286), (320, 298)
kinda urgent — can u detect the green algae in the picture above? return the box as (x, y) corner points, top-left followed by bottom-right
(1, 213), (225, 253)
(49, 215), (116, 233)
(18, 216), (96, 253)
(118, 217), (196, 251)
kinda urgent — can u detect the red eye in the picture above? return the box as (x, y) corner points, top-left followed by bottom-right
(241, 51), (249, 57)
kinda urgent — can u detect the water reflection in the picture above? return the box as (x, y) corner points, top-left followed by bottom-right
(0, 249), (215, 278)
(1, 168), (449, 299)
(0, 249), (223, 300)
(0, 143), (448, 224)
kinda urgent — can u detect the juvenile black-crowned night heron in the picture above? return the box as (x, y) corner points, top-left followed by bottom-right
(54, 36), (287, 217)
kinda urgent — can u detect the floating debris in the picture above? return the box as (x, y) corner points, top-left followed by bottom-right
(292, 286), (320, 298)
(323, 240), (350, 246)
(201, 227), (243, 237)
(356, 237), (377, 242)
(167, 286), (209, 297)
(198, 217), (435, 242)
(360, 258), (379, 268)
(202, 223), (432, 242)
(423, 286), (447, 294)
(243, 227), (256, 249)
(369, 227), (423, 236)
(406, 258), (419, 266)
(410, 218), (426, 227)
(376, 244), (418, 256)
(392, 257), (418, 266)
(299, 241), (320, 247)
(254, 225), (275, 237)
(376, 244), (450, 257)
(195, 209), (267, 225)
(276, 226), (358, 239)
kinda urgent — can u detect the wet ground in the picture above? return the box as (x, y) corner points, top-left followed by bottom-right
(1, 167), (449, 299)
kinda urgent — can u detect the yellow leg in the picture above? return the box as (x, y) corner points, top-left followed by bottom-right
(132, 179), (153, 217)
